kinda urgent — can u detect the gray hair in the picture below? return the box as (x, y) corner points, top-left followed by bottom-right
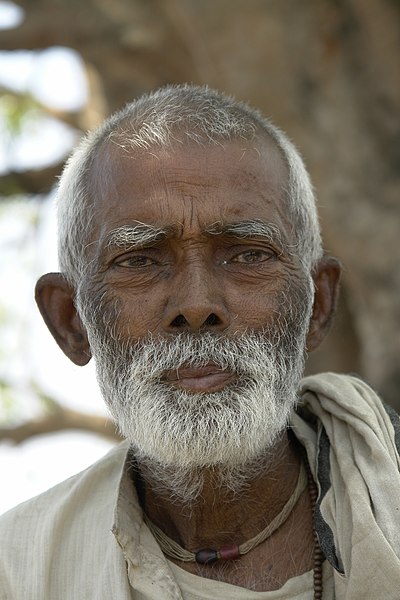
(56, 84), (323, 289)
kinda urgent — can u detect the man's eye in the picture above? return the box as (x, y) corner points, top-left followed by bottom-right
(115, 255), (155, 268)
(231, 249), (274, 264)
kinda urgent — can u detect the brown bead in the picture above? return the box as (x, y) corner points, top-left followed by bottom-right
(218, 544), (240, 560)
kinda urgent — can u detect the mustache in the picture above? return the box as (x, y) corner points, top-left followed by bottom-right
(109, 329), (299, 382)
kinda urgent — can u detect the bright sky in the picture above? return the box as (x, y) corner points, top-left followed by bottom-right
(0, 44), (87, 174)
(0, 2), (115, 515)
(0, 192), (115, 516)
(0, 0), (23, 30)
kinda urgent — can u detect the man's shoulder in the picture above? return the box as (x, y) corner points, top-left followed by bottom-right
(0, 440), (129, 533)
(0, 441), (137, 600)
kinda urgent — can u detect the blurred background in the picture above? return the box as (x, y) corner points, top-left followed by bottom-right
(0, 0), (399, 514)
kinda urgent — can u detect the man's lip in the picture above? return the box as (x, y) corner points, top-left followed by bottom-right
(162, 365), (236, 392)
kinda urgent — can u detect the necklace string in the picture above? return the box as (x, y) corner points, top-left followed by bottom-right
(143, 460), (307, 564)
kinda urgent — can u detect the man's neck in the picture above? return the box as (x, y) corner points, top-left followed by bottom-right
(134, 431), (302, 553)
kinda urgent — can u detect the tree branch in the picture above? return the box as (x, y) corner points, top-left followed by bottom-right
(0, 163), (63, 196)
(0, 409), (121, 444)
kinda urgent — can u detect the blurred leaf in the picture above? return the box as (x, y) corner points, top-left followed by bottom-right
(31, 382), (61, 413)
(0, 92), (41, 135)
(0, 379), (17, 421)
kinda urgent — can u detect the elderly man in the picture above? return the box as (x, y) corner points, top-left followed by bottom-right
(1, 85), (399, 600)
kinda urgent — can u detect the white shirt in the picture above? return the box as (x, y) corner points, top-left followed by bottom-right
(0, 441), (334, 599)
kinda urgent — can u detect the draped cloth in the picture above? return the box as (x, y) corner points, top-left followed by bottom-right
(292, 372), (400, 599)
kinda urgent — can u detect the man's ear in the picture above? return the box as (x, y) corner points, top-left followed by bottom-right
(35, 273), (92, 366)
(306, 256), (342, 353)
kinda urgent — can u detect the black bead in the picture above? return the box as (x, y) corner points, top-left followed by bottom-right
(195, 549), (219, 564)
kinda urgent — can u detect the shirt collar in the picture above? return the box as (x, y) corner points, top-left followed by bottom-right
(111, 443), (144, 565)
(110, 443), (183, 596)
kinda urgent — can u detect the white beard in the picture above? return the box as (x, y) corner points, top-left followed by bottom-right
(100, 332), (304, 462)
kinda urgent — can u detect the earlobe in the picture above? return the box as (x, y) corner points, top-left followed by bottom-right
(35, 273), (92, 366)
(306, 256), (342, 352)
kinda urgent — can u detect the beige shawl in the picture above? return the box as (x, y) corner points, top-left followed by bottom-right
(292, 372), (400, 599)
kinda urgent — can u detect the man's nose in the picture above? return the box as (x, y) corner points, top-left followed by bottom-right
(162, 260), (230, 333)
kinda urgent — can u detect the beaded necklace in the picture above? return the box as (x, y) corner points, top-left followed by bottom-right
(143, 460), (308, 564)
(143, 457), (324, 598)
(304, 454), (324, 600)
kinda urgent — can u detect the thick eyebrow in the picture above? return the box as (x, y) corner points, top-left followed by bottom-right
(105, 222), (169, 250)
(205, 219), (285, 247)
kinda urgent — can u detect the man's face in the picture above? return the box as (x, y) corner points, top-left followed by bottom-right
(77, 138), (314, 472)
(85, 137), (308, 341)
